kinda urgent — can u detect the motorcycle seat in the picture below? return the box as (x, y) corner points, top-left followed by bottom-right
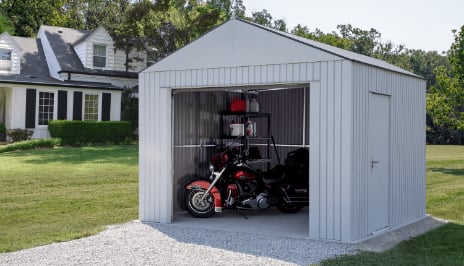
(262, 165), (285, 184)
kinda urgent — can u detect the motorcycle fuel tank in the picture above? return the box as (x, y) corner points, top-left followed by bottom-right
(233, 166), (260, 181)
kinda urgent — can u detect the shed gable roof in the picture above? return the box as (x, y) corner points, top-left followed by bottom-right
(146, 18), (342, 72)
(146, 18), (418, 78)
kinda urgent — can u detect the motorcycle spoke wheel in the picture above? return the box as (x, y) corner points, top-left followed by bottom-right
(184, 189), (215, 218)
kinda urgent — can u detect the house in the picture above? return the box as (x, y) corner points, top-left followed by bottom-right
(0, 25), (148, 139)
(138, 18), (426, 242)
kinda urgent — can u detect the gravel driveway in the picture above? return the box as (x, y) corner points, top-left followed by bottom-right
(0, 221), (357, 265)
(0, 216), (444, 265)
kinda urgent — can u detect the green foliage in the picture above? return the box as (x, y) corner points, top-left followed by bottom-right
(0, 15), (15, 34)
(6, 128), (33, 142)
(0, 145), (138, 252)
(121, 87), (138, 133)
(450, 25), (464, 85)
(0, 138), (61, 153)
(0, 0), (65, 37)
(0, 123), (5, 134)
(48, 120), (131, 145)
(426, 26), (464, 144)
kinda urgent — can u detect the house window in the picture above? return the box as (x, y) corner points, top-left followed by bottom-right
(93, 44), (106, 68)
(84, 94), (99, 121)
(0, 49), (12, 71)
(38, 92), (55, 125)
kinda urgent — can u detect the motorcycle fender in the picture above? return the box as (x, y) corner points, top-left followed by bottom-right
(185, 180), (222, 213)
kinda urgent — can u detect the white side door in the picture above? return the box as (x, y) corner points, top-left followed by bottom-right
(368, 93), (390, 234)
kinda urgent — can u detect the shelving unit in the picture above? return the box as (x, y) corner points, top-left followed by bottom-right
(220, 111), (272, 168)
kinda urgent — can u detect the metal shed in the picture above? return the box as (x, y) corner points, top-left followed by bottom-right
(138, 18), (426, 242)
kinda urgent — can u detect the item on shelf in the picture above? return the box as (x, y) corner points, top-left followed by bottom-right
(248, 92), (260, 112)
(245, 120), (256, 137)
(230, 98), (246, 112)
(229, 122), (244, 136)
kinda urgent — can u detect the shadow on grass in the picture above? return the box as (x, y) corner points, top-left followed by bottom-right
(1, 145), (138, 166)
(429, 167), (464, 176)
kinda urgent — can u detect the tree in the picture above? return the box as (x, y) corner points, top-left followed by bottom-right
(0, 0), (65, 37)
(0, 15), (15, 34)
(61, 0), (130, 32)
(426, 26), (464, 144)
(450, 25), (464, 85)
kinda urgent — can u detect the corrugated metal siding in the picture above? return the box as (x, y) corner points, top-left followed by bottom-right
(140, 59), (425, 242)
(139, 62), (321, 222)
(309, 60), (352, 241)
(351, 63), (426, 241)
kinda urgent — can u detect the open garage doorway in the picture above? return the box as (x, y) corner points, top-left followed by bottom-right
(171, 85), (310, 238)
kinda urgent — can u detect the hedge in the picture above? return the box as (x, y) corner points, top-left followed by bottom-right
(0, 138), (61, 153)
(48, 121), (131, 145)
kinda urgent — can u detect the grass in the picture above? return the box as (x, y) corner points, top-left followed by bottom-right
(0, 145), (138, 253)
(1, 144), (463, 264)
(322, 145), (464, 265)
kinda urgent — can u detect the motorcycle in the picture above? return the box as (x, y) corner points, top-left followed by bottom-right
(183, 143), (309, 218)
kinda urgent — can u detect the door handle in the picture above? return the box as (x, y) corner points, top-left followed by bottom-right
(371, 160), (380, 169)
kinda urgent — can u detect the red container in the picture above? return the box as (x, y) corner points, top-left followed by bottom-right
(230, 98), (246, 112)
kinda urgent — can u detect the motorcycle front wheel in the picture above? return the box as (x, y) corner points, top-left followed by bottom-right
(184, 189), (215, 218)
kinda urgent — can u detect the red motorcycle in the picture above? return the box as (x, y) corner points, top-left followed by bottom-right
(183, 144), (309, 218)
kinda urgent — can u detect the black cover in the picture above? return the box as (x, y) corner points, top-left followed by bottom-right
(73, 91), (82, 120)
(58, 90), (67, 120)
(25, 88), (36, 128)
(101, 93), (111, 121)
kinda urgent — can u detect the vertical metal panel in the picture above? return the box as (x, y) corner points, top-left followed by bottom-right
(351, 62), (426, 241)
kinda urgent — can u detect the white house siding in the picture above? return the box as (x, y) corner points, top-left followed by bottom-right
(9, 86), (26, 129)
(0, 36), (21, 75)
(74, 42), (87, 67)
(82, 28), (115, 70)
(139, 60), (356, 241)
(110, 92), (121, 121)
(38, 29), (62, 80)
(350, 62), (426, 241)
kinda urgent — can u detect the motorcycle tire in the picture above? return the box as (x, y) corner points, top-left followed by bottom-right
(184, 189), (215, 218)
(276, 201), (304, 213)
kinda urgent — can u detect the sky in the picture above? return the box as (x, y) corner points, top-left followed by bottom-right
(242, 0), (463, 53)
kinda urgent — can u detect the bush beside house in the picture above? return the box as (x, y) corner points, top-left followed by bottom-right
(0, 123), (6, 142)
(49, 121), (131, 145)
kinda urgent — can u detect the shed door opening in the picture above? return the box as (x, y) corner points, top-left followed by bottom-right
(172, 86), (309, 237)
(367, 93), (390, 233)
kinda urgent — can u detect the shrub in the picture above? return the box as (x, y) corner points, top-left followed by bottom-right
(0, 138), (61, 153)
(7, 128), (33, 142)
(0, 123), (5, 142)
(48, 121), (131, 145)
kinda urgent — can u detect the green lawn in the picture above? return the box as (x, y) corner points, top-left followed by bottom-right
(322, 145), (464, 265)
(0, 145), (138, 253)
(1, 144), (464, 264)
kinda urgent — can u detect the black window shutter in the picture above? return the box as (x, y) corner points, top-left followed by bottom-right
(25, 89), (36, 128)
(102, 93), (111, 121)
(73, 91), (82, 120)
(58, 90), (67, 120)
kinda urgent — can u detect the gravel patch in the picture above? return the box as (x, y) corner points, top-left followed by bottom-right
(0, 216), (444, 265)
(0, 221), (356, 266)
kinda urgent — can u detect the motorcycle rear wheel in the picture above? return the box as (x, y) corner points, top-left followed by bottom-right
(184, 189), (215, 218)
(277, 201), (304, 213)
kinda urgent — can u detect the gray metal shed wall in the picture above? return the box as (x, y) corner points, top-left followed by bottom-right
(351, 63), (426, 241)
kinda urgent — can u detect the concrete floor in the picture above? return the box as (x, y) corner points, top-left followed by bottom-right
(174, 207), (309, 238)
